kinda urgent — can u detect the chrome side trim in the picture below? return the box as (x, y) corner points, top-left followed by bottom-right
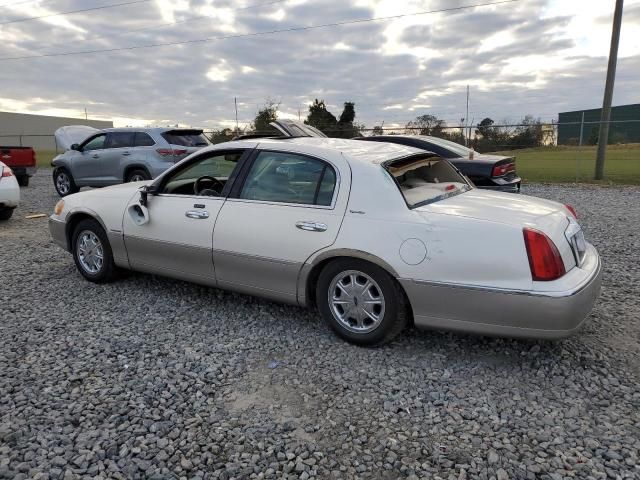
(211, 248), (299, 266)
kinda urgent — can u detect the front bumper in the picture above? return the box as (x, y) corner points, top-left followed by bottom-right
(49, 216), (69, 251)
(400, 245), (602, 339)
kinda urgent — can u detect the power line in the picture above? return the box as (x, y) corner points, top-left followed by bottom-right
(0, 0), (520, 61)
(29, 0), (287, 54)
(0, 0), (152, 25)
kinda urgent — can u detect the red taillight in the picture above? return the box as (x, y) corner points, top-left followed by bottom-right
(565, 204), (578, 219)
(156, 148), (174, 156)
(492, 162), (515, 177)
(523, 227), (566, 281)
(1, 166), (14, 177)
(156, 148), (187, 157)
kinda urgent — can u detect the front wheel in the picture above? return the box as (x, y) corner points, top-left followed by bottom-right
(53, 168), (78, 197)
(72, 219), (118, 283)
(316, 259), (409, 346)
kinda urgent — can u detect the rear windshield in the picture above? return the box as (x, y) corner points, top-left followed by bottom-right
(161, 130), (209, 147)
(385, 155), (471, 208)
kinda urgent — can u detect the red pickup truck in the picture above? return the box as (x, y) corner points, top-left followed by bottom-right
(0, 146), (36, 186)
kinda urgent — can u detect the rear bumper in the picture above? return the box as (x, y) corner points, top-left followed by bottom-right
(400, 245), (602, 339)
(475, 177), (521, 193)
(49, 216), (69, 251)
(8, 166), (37, 177)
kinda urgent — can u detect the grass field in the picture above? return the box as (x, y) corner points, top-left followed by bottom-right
(495, 144), (640, 185)
(35, 144), (640, 185)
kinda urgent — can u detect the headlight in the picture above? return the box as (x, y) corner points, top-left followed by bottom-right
(54, 200), (65, 215)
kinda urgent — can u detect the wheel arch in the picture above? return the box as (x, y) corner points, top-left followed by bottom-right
(64, 209), (108, 251)
(123, 164), (151, 182)
(299, 249), (411, 314)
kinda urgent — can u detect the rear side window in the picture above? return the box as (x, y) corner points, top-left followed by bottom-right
(386, 155), (471, 208)
(134, 132), (155, 147)
(161, 130), (209, 147)
(240, 151), (336, 206)
(106, 132), (135, 149)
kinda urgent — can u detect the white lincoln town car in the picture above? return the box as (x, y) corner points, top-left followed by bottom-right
(49, 137), (602, 345)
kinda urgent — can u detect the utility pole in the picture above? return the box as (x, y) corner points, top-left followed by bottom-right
(84, 108), (88, 120)
(234, 97), (239, 135)
(595, 0), (624, 180)
(465, 85), (470, 146)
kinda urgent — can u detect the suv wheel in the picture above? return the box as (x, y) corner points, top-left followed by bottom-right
(126, 169), (150, 183)
(53, 168), (78, 197)
(72, 219), (118, 283)
(316, 259), (409, 346)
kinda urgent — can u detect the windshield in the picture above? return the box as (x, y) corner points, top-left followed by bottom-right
(162, 130), (209, 147)
(420, 136), (473, 157)
(385, 155), (471, 208)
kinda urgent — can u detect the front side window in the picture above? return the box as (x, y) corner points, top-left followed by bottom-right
(240, 151), (336, 206)
(106, 132), (135, 149)
(386, 155), (471, 208)
(82, 134), (106, 151)
(161, 151), (243, 196)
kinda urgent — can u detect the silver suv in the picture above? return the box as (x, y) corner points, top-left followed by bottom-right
(52, 127), (209, 196)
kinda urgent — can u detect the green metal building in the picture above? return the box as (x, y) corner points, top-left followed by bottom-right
(557, 103), (640, 145)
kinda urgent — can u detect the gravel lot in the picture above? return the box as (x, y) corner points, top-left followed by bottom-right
(1, 169), (639, 480)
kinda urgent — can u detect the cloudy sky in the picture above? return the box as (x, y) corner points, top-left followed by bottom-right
(0, 0), (638, 130)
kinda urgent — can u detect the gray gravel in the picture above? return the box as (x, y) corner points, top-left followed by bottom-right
(1, 170), (639, 479)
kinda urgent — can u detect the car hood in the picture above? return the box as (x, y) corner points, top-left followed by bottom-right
(418, 189), (571, 229)
(54, 125), (100, 151)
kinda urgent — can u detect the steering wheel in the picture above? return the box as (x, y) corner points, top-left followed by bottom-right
(194, 176), (224, 196)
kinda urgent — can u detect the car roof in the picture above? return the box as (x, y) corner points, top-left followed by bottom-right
(209, 137), (433, 166)
(99, 127), (203, 133)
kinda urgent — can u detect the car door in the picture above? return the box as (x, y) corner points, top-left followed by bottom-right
(122, 148), (250, 285)
(212, 149), (346, 303)
(101, 132), (136, 184)
(73, 134), (109, 184)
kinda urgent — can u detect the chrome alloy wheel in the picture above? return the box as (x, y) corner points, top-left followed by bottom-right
(328, 270), (386, 333)
(77, 230), (104, 274)
(56, 172), (71, 195)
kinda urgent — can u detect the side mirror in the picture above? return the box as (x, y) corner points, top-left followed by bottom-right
(139, 185), (157, 207)
(128, 203), (149, 226)
(70, 143), (81, 151)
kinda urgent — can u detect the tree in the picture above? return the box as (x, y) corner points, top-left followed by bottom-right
(405, 114), (445, 136)
(510, 115), (543, 148)
(305, 99), (338, 134)
(253, 99), (280, 134)
(372, 125), (384, 135)
(209, 128), (235, 144)
(476, 118), (495, 138)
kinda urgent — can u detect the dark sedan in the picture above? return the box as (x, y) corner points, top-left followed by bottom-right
(356, 135), (521, 192)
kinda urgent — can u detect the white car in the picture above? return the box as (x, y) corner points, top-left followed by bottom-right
(48, 138), (602, 345)
(0, 160), (20, 220)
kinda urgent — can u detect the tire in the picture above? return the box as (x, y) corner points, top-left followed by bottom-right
(17, 175), (29, 187)
(0, 208), (14, 220)
(71, 219), (118, 283)
(316, 259), (409, 346)
(126, 169), (150, 183)
(53, 168), (78, 197)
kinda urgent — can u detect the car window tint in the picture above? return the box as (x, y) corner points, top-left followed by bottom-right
(161, 131), (209, 147)
(162, 151), (243, 195)
(134, 132), (155, 147)
(82, 134), (106, 151)
(106, 132), (135, 149)
(240, 152), (336, 206)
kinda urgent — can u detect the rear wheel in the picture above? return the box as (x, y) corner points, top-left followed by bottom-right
(17, 175), (29, 187)
(126, 169), (150, 183)
(72, 219), (118, 283)
(53, 168), (78, 197)
(0, 208), (14, 220)
(316, 259), (408, 346)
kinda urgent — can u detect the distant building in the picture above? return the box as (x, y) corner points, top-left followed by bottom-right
(0, 111), (113, 151)
(557, 103), (640, 145)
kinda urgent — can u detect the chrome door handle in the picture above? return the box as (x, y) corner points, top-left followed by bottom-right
(185, 210), (209, 219)
(122, 151), (131, 156)
(295, 221), (327, 232)
(91, 154), (99, 158)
